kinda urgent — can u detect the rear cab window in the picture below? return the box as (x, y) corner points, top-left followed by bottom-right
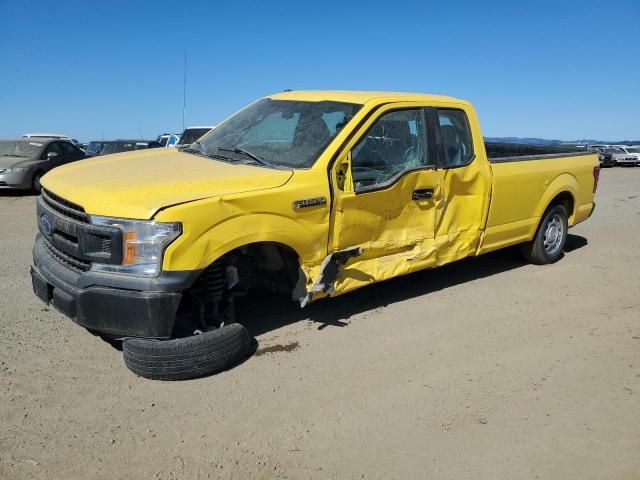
(436, 109), (474, 168)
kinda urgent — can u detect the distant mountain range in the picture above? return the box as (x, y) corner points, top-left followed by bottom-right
(485, 137), (640, 146)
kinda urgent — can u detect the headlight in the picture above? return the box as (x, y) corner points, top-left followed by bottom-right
(4, 167), (29, 173)
(89, 216), (181, 277)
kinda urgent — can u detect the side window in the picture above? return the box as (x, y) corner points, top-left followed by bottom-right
(437, 109), (474, 168)
(42, 142), (63, 160)
(116, 143), (135, 153)
(166, 135), (178, 147)
(60, 142), (78, 161)
(351, 109), (429, 192)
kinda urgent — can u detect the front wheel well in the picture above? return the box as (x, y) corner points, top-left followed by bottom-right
(219, 242), (302, 294)
(174, 242), (302, 334)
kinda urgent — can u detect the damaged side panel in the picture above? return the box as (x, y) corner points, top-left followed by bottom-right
(323, 169), (442, 298)
(432, 159), (492, 266)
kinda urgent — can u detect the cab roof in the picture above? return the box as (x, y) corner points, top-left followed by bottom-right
(268, 90), (466, 105)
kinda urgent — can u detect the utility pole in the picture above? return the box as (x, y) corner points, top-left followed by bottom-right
(182, 50), (187, 132)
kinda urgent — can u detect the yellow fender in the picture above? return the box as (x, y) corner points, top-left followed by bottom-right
(533, 173), (579, 226)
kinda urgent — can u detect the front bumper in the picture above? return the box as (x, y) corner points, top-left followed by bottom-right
(0, 171), (31, 189)
(615, 158), (639, 165)
(31, 234), (201, 338)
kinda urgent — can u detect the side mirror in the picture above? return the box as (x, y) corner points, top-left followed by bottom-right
(47, 151), (59, 160)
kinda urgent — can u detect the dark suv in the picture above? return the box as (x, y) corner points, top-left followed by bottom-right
(98, 140), (162, 155)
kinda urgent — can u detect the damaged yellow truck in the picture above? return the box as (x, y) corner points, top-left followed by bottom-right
(31, 91), (599, 379)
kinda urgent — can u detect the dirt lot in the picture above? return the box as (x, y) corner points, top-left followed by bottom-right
(0, 168), (638, 480)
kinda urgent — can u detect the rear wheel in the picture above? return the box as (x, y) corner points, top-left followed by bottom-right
(521, 204), (568, 265)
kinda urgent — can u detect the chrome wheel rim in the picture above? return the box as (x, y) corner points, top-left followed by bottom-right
(543, 213), (564, 255)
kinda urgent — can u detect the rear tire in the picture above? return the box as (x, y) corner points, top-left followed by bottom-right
(123, 323), (250, 381)
(521, 204), (568, 265)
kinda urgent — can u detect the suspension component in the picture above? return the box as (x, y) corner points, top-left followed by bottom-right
(191, 262), (227, 329)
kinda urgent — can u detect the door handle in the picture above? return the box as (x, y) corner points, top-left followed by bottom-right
(412, 189), (433, 200)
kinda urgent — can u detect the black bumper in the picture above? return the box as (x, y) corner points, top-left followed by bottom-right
(31, 234), (200, 338)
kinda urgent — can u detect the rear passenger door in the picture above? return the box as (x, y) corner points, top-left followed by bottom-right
(430, 107), (492, 264)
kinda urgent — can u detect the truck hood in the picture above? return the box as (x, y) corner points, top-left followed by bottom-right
(41, 148), (294, 219)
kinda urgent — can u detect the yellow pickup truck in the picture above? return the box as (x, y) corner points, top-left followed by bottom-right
(30, 91), (599, 380)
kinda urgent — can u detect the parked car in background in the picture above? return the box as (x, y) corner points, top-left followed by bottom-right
(22, 133), (80, 146)
(99, 140), (162, 155)
(615, 145), (640, 165)
(157, 133), (181, 147)
(176, 126), (215, 148)
(590, 146), (615, 167)
(85, 141), (114, 156)
(0, 138), (86, 193)
(608, 146), (639, 166)
(598, 147), (625, 167)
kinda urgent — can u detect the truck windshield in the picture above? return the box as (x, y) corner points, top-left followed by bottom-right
(194, 99), (362, 169)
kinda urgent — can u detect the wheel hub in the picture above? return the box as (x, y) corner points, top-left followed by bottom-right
(543, 214), (564, 254)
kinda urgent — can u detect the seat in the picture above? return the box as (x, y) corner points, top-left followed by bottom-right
(292, 113), (331, 148)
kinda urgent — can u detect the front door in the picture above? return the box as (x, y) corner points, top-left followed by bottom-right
(327, 105), (442, 296)
(41, 142), (64, 170)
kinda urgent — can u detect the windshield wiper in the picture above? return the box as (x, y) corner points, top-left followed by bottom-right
(1, 154), (24, 158)
(218, 147), (277, 169)
(181, 143), (237, 163)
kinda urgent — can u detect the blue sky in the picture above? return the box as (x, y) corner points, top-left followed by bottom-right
(1, 0), (638, 141)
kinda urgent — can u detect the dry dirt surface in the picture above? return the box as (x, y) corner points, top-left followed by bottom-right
(1, 168), (639, 480)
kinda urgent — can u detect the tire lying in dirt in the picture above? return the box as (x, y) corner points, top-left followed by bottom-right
(123, 323), (251, 381)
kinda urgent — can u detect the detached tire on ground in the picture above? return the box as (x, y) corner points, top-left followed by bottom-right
(521, 204), (568, 265)
(123, 323), (250, 381)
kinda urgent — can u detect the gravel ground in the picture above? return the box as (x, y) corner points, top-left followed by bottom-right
(0, 168), (639, 480)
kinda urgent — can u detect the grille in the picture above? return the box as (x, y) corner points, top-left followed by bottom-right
(38, 189), (122, 268)
(43, 237), (90, 273)
(101, 238), (111, 254)
(41, 188), (89, 224)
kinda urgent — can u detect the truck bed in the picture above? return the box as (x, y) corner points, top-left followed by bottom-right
(481, 148), (598, 254)
(485, 142), (592, 162)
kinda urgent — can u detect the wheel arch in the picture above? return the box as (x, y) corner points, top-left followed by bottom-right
(535, 174), (578, 225)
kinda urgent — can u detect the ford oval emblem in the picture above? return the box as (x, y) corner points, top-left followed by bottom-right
(40, 214), (53, 236)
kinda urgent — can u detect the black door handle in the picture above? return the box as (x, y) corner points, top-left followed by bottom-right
(412, 189), (433, 200)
